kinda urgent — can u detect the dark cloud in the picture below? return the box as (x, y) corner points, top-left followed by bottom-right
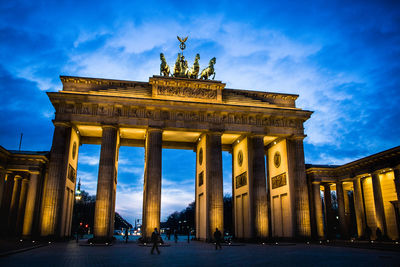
(0, 65), (53, 150)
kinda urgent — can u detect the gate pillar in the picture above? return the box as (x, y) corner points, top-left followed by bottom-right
(142, 128), (162, 241)
(93, 126), (120, 241)
(40, 122), (80, 238)
(195, 132), (223, 241)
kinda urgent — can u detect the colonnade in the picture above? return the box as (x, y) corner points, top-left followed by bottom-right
(38, 120), (311, 242)
(0, 168), (45, 238)
(311, 166), (400, 240)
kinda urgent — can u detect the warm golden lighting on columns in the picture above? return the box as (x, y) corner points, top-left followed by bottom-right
(205, 132), (224, 240)
(8, 176), (22, 234)
(324, 184), (333, 238)
(0, 169), (5, 209)
(371, 171), (387, 235)
(40, 123), (72, 237)
(353, 177), (366, 238)
(312, 182), (324, 239)
(286, 137), (311, 238)
(0, 173), (15, 233)
(249, 135), (269, 239)
(22, 170), (40, 237)
(394, 166), (400, 201)
(142, 128), (162, 240)
(16, 178), (29, 235)
(94, 126), (120, 241)
(336, 181), (348, 239)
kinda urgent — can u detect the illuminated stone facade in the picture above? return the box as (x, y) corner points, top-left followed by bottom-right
(0, 146), (48, 238)
(40, 74), (312, 241)
(307, 146), (400, 240)
(1, 74), (399, 242)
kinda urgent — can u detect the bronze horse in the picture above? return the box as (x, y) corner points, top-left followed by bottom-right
(200, 57), (216, 80)
(160, 53), (170, 76)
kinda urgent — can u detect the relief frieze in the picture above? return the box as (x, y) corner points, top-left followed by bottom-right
(156, 85), (217, 99)
(55, 102), (303, 129)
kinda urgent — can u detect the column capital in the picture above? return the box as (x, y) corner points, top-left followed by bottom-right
(287, 134), (307, 141)
(101, 124), (119, 130)
(393, 164), (400, 171)
(52, 121), (70, 128)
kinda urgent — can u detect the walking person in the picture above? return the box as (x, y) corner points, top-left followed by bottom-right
(125, 227), (129, 243)
(151, 228), (161, 255)
(214, 228), (222, 250)
(174, 229), (178, 243)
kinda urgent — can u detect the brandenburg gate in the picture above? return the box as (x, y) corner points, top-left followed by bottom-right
(39, 69), (313, 242)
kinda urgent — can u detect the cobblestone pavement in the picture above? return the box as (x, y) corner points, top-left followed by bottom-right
(0, 239), (399, 267)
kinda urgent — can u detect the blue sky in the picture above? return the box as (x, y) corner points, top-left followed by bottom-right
(1, 0), (399, 223)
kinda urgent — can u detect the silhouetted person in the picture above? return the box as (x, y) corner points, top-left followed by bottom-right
(174, 229), (178, 243)
(125, 228), (129, 243)
(151, 228), (160, 255)
(167, 229), (171, 240)
(187, 229), (190, 243)
(376, 227), (383, 241)
(365, 226), (372, 240)
(214, 228), (222, 250)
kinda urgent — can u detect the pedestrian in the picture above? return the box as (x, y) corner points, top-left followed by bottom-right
(187, 229), (190, 243)
(174, 229), (178, 243)
(125, 227), (129, 243)
(151, 228), (160, 255)
(214, 228), (222, 250)
(167, 229), (171, 240)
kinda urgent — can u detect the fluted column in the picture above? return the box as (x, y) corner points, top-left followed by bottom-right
(8, 176), (22, 234)
(353, 177), (366, 238)
(206, 132), (224, 240)
(0, 173), (15, 233)
(22, 171), (40, 237)
(250, 135), (268, 239)
(142, 128), (162, 240)
(312, 182), (324, 239)
(336, 181), (348, 239)
(94, 126), (119, 241)
(287, 137), (311, 238)
(40, 123), (71, 236)
(324, 184), (333, 239)
(16, 178), (29, 236)
(371, 171), (387, 235)
(0, 170), (5, 209)
(394, 167), (400, 202)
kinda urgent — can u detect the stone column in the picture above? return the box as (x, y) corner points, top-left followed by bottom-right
(249, 135), (268, 239)
(142, 128), (162, 240)
(40, 123), (72, 237)
(0, 169), (6, 209)
(94, 126), (119, 241)
(393, 166), (400, 202)
(353, 177), (366, 238)
(371, 171), (387, 235)
(205, 132), (224, 240)
(324, 184), (333, 239)
(16, 178), (29, 236)
(8, 176), (22, 234)
(312, 182), (324, 239)
(336, 181), (348, 239)
(0, 173), (15, 233)
(22, 171), (40, 237)
(286, 137), (311, 238)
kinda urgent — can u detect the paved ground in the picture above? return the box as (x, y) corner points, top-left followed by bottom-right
(1, 238), (399, 267)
